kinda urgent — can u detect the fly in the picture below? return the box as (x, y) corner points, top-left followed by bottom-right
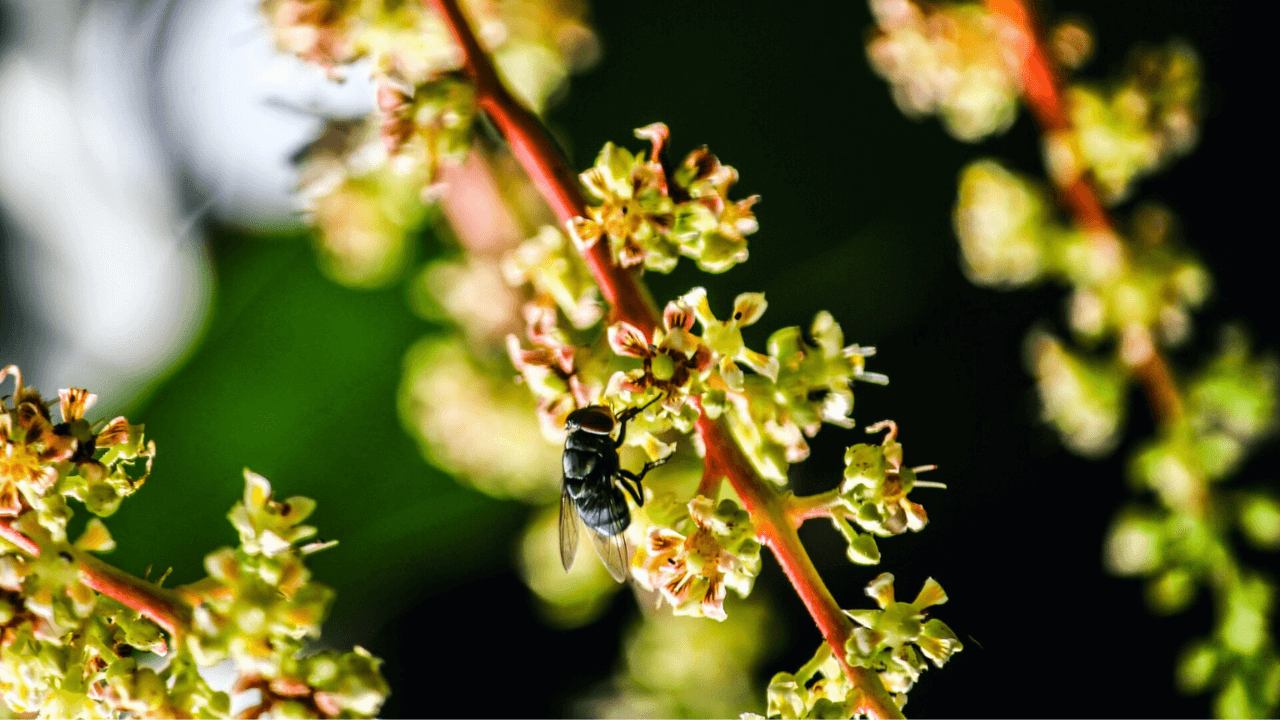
(560, 396), (670, 581)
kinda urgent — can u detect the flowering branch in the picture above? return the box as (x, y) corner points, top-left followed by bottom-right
(0, 516), (190, 646)
(427, 0), (902, 715)
(77, 552), (191, 641)
(985, 0), (1184, 426)
(871, 2), (1277, 714)
(426, 0), (655, 328)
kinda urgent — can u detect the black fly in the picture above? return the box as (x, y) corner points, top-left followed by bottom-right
(560, 397), (670, 581)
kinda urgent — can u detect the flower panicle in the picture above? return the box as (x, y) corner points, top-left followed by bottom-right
(273, 0), (599, 289)
(885, 0), (1268, 714)
(181, 470), (389, 718)
(1, 366), (154, 526)
(568, 124), (760, 274)
(865, 0), (1022, 142)
(0, 370), (387, 718)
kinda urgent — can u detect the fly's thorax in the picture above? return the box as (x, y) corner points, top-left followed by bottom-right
(564, 429), (616, 455)
(565, 405), (615, 434)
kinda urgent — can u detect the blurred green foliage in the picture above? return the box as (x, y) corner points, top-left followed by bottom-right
(109, 232), (524, 642)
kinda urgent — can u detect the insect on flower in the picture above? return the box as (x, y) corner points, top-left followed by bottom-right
(561, 396), (671, 581)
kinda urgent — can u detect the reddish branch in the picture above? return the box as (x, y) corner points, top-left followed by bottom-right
(786, 490), (843, 525)
(426, 0), (902, 715)
(986, 0), (1184, 425)
(1, 517), (189, 649)
(0, 518), (40, 556)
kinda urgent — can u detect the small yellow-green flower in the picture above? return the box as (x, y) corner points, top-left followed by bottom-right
(844, 573), (962, 695)
(680, 287), (778, 391)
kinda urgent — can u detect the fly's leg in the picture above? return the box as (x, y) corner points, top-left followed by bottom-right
(617, 454), (672, 507)
(617, 472), (643, 506)
(614, 395), (663, 448)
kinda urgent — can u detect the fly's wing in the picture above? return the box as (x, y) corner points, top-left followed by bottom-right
(590, 528), (631, 583)
(559, 483), (581, 572)
(587, 484), (634, 583)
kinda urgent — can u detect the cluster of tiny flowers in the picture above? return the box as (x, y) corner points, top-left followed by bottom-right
(631, 495), (761, 621)
(596, 599), (774, 718)
(921, 9), (1273, 713)
(955, 161), (1209, 346)
(1046, 42), (1201, 202)
(0, 544), (172, 718)
(844, 574), (962, 702)
(264, 0), (597, 287)
(503, 226), (604, 331)
(1028, 331), (1127, 456)
(728, 311), (887, 484)
(0, 368), (387, 718)
(402, 336), (563, 501)
(828, 422), (932, 565)
(865, 0), (1022, 141)
(1, 366), (153, 527)
(763, 574), (961, 717)
(506, 273), (888, 481)
(569, 124), (760, 273)
(1104, 332), (1279, 718)
(507, 301), (606, 441)
(518, 503), (624, 629)
(181, 470), (388, 718)
(764, 645), (856, 720)
(954, 162), (1210, 453)
(501, 225), (610, 442)
(496, 131), (901, 637)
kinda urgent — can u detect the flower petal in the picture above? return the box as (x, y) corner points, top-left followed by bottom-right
(865, 572), (896, 608)
(58, 388), (97, 423)
(95, 417), (131, 448)
(243, 469), (274, 511)
(678, 286), (715, 326)
(663, 301), (695, 332)
(731, 292), (768, 326)
(567, 216), (602, 248)
(913, 577), (948, 608)
(903, 499), (929, 532)
(719, 356), (744, 392)
(634, 122), (670, 157)
(607, 322), (651, 358)
(692, 344), (715, 373)
(738, 349), (780, 382)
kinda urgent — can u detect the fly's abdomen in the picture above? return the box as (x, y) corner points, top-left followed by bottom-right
(576, 486), (630, 537)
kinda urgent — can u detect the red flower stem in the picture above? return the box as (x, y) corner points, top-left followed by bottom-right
(696, 460), (724, 499)
(78, 553), (191, 644)
(0, 517), (189, 650)
(0, 518), (41, 556)
(425, 0), (900, 715)
(427, 0), (655, 328)
(986, 0), (1184, 425)
(785, 489), (843, 525)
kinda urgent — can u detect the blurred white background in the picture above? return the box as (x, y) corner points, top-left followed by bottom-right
(0, 0), (372, 407)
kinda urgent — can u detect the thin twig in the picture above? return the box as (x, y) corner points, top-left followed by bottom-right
(785, 490), (842, 525)
(986, 0), (1184, 425)
(0, 516), (189, 650)
(425, 0), (902, 715)
(0, 518), (42, 556)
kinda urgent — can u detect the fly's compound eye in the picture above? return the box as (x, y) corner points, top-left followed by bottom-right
(566, 406), (616, 434)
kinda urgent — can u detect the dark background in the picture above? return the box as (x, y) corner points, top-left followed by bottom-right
(3, 0), (1273, 717)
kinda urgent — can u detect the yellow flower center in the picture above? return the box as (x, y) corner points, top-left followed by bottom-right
(651, 353), (676, 381)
